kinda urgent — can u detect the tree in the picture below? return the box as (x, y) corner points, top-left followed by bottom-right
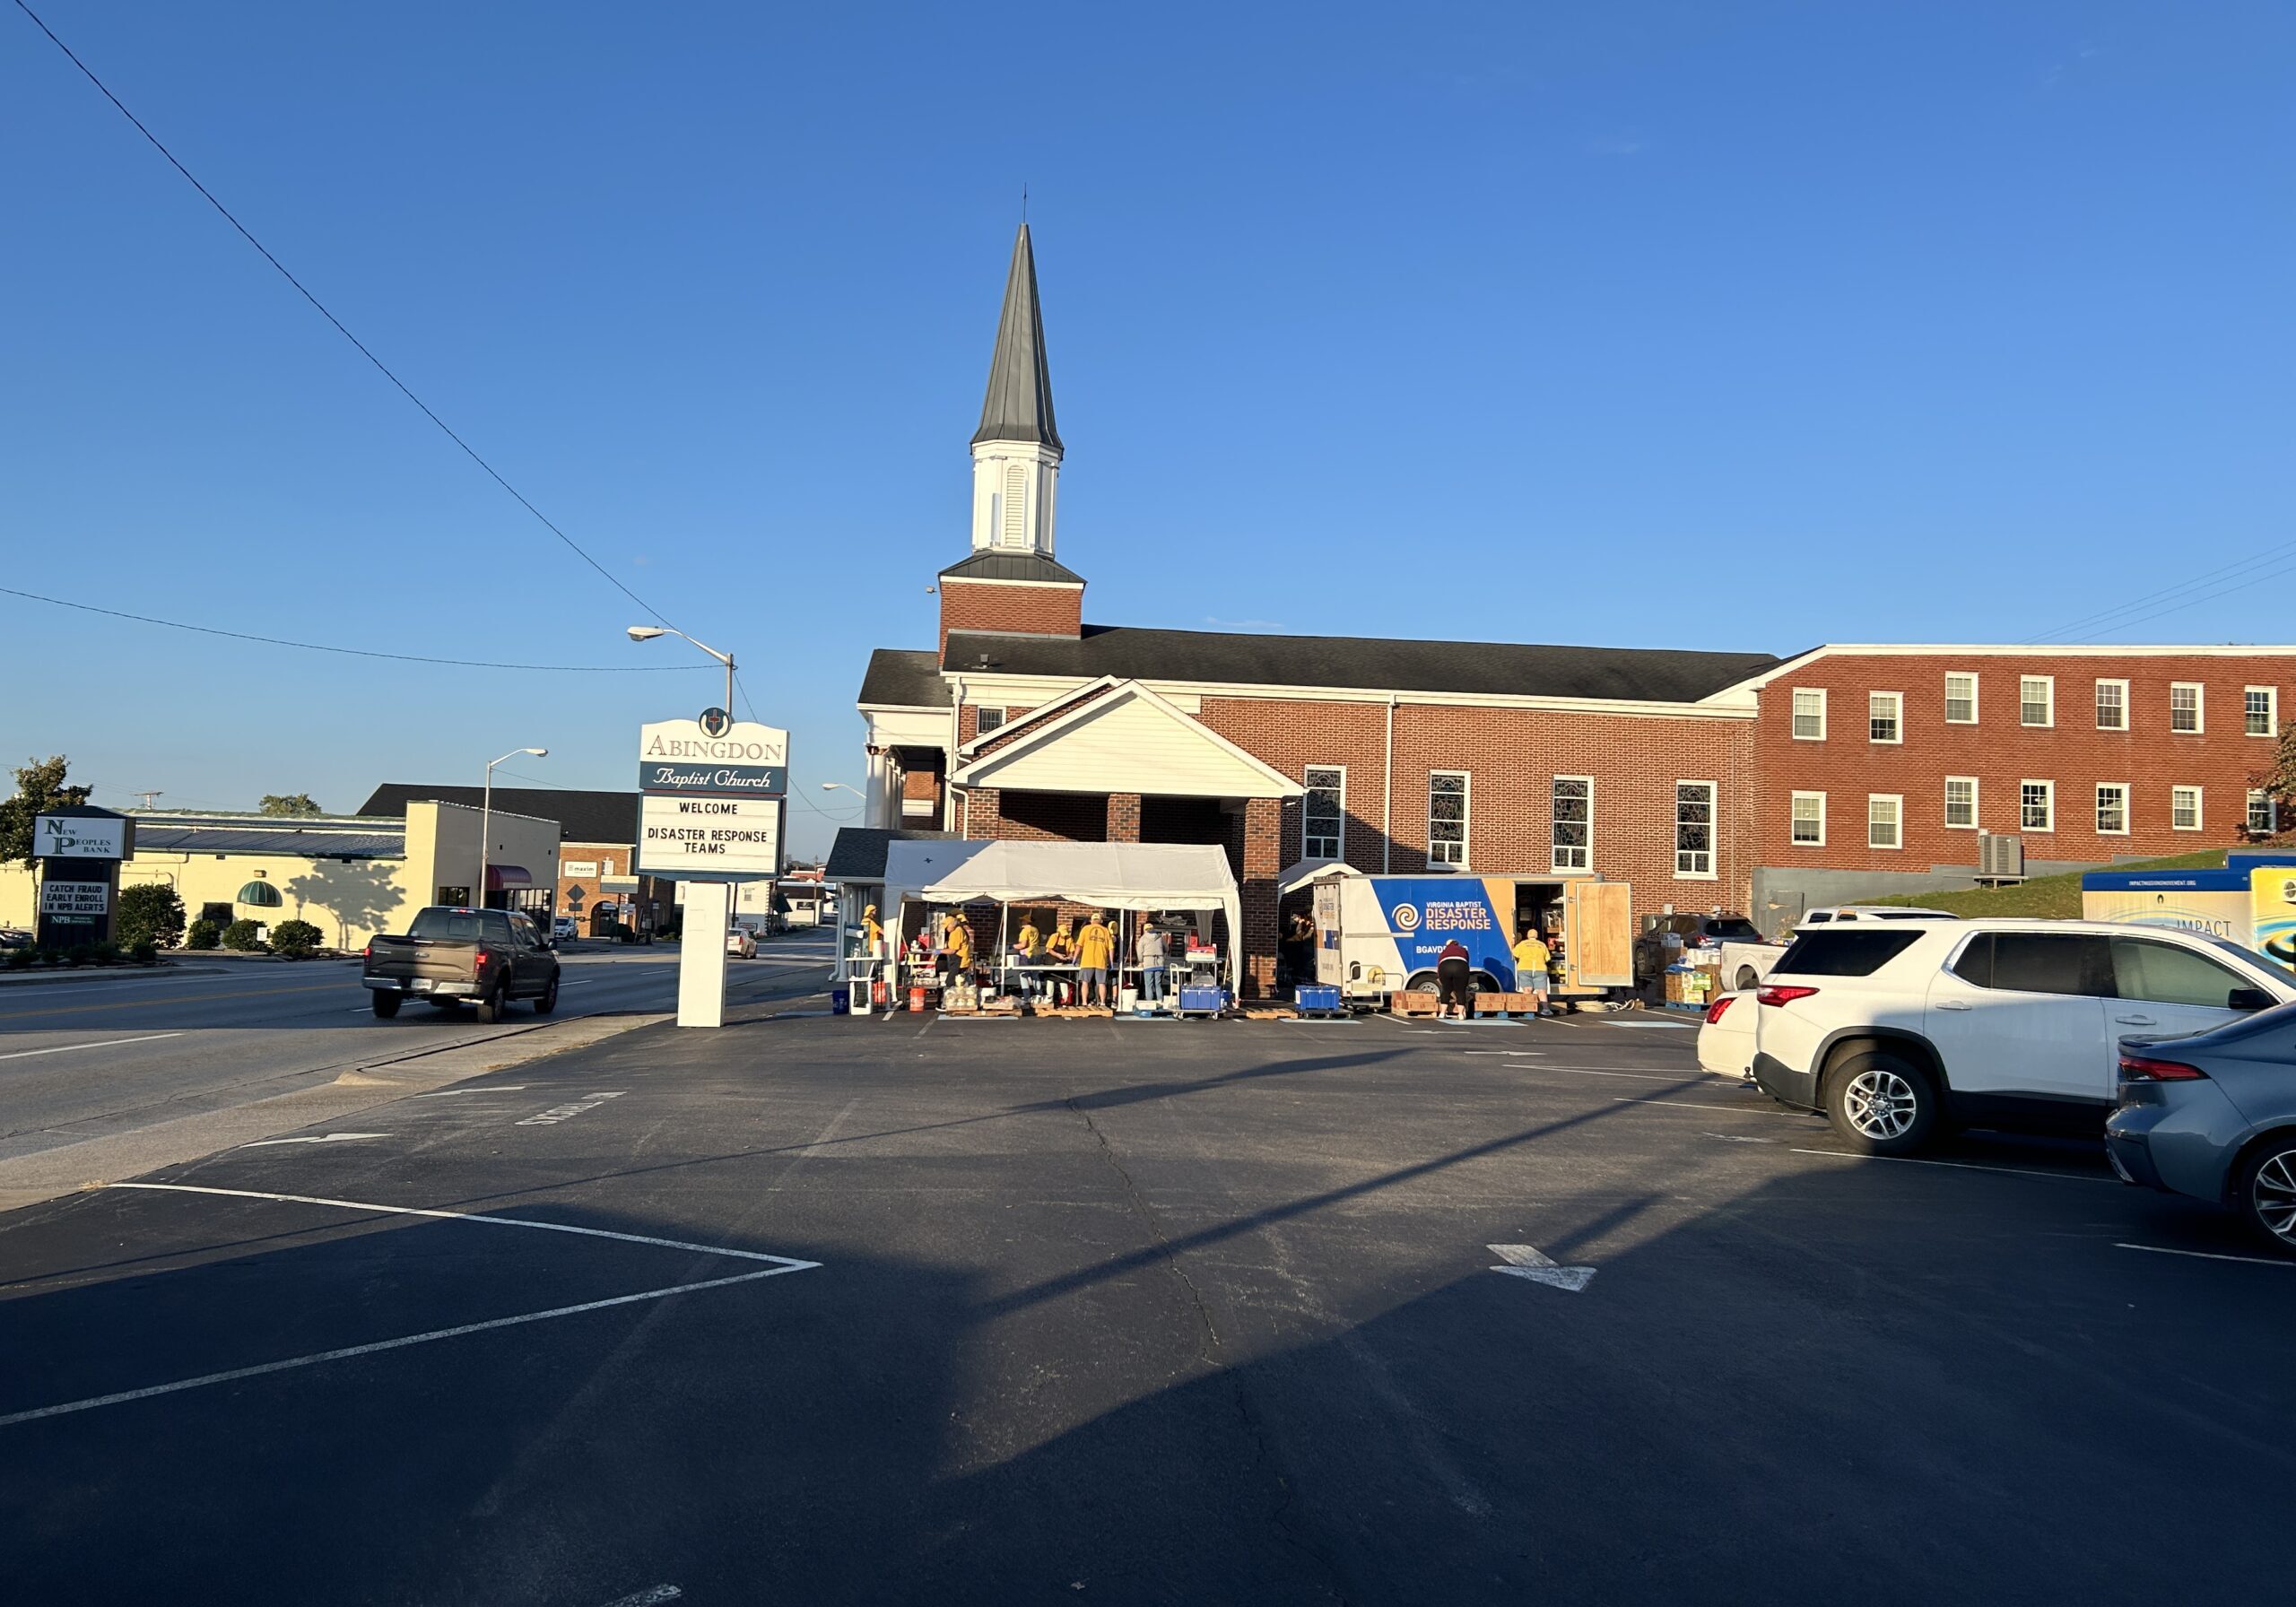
(2251, 720), (2296, 839)
(0, 756), (92, 869)
(259, 793), (321, 816)
(116, 883), (187, 950)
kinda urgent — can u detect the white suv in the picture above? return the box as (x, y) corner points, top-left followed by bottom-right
(1751, 918), (2296, 1154)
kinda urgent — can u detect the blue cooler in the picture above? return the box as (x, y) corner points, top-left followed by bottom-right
(831, 986), (849, 1015)
(1296, 985), (1341, 1014)
(1178, 985), (1225, 1015)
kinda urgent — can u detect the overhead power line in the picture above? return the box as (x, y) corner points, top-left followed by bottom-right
(2027, 534), (2296, 644)
(10, 0), (682, 634)
(734, 672), (856, 821)
(0, 585), (706, 673)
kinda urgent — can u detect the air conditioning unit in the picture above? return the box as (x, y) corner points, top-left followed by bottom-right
(1978, 832), (2025, 882)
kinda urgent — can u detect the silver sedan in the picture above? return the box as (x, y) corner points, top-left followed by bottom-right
(2108, 1001), (2296, 1254)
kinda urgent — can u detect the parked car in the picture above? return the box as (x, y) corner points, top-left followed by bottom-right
(1635, 912), (1764, 982)
(362, 906), (560, 1022)
(2107, 1003), (2296, 1254)
(553, 916), (578, 942)
(1747, 918), (2296, 1154)
(0, 926), (32, 951)
(1798, 905), (1959, 926)
(1697, 991), (1756, 1080)
(726, 925), (757, 960)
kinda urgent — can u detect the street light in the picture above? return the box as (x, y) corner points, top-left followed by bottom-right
(480, 747), (547, 911)
(822, 780), (867, 826)
(628, 624), (735, 717)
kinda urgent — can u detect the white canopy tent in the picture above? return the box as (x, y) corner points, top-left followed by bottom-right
(916, 840), (1244, 993)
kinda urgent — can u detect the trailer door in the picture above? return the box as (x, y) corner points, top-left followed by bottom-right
(1564, 882), (1634, 987)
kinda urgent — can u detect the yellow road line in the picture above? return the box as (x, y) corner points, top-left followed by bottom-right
(0, 982), (344, 1021)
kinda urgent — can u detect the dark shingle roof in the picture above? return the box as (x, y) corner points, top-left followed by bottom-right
(857, 648), (951, 708)
(825, 827), (956, 882)
(941, 625), (1779, 704)
(971, 224), (1061, 451)
(937, 551), (1084, 586)
(356, 785), (639, 845)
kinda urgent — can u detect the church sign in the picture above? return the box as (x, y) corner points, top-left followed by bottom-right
(636, 717), (788, 798)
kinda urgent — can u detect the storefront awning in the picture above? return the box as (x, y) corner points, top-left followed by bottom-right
(485, 864), (532, 891)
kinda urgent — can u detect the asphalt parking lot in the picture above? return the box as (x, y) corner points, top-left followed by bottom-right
(5, 1003), (2292, 1604)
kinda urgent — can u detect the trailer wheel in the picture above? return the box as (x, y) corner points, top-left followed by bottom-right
(1735, 966), (1760, 990)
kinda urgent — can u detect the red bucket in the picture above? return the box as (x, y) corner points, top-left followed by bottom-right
(909, 986), (927, 1012)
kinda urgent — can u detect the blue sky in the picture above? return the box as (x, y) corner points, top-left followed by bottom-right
(4, 1), (2292, 858)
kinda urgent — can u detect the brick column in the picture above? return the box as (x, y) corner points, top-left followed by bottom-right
(1240, 795), (1281, 998)
(1107, 793), (1142, 843)
(966, 787), (998, 840)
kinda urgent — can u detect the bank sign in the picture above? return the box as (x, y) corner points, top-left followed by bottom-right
(636, 717), (788, 798)
(34, 814), (129, 860)
(39, 880), (109, 916)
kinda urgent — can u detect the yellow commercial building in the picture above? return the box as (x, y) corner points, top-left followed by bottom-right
(0, 802), (560, 950)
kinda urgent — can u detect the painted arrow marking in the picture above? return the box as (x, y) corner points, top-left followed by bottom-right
(1488, 1243), (1596, 1292)
(240, 1133), (389, 1149)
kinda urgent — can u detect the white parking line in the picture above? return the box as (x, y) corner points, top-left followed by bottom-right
(2117, 1242), (2292, 1267)
(517, 1091), (625, 1126)
(239, 1133), (388, 1149)
(1790, 1148), (2114, 1183)
(0, 1031), (183, 1062)
(413, 1085), (529, 1097)
(597, 1589), (683, 1607)
(1612, 1096), (1797, 1115)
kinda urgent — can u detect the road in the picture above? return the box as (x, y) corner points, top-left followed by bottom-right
(0, 932), (836, 1162)
(4, 1003), (2289, 1604)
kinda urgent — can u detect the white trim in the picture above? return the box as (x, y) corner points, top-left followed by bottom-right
(1866, 794), (1903, 851)
(948, 677), (1306, 796)
(1429, 769), (1472, 869)
(2019, 674), (2055, 728)
(1867, 691), (1903, 745)
(2095, 781), (2131, 836)
(2093, 677), (2129, 732)
(1789, 790), (1826, 847)
(944, 668), (1766, 720)
(2171, 785), (2203, 832)
(1944, 776), (1979, 830)
(1674, 779), (1718, 880)
(1552, 774), (1593, 873)
(955, 674), (1121, 757)
(1944, 671), (1979, 725)
(1790, 687), (1827, 741)
(2170, 682), (2205, 734)
(2021, 778), (2056, 833)
(2246, 685), (2279, 738)
(1302, 764), (1347, 861)
(937, 574), (1084, 590)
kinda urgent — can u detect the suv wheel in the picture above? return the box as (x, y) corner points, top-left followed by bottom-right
(535, 975), (559, 1015)
(2234, 1136), (2296, 1256)
(1825, 1050), (1938, 1156)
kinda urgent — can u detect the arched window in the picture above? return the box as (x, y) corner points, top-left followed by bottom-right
(236, 881), (283, 908)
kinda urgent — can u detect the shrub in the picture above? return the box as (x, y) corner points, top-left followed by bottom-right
(116, 883), (187, 950)
(270, 919), (322, 959)
(186, 918), (222, 951)
(91, 942), (122, 967)
(65, 944), (95, 967)
(129, 938), (158, 964)
(4, 946), (33, 969)
(220, 919), (264, 952)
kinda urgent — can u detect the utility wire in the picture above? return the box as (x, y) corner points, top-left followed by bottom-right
(734, 671), (857, 821)
(10, 0), (681, 634)
(0, 585), (706, 673)
(2026, 535), (2296, 644)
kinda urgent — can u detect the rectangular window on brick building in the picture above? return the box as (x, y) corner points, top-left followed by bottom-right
(1868, 691), (1902, 744)
(2248, 789), (2278, 836)
(2095, 679), (2127, 731)
(2021, 676), (2054, 727)
(1429, 772), (1469, 867)
(1302, 767), (1344, 860)
(2096, 783), (2130, 835)
(1790, 792), (1825, 847)
(2247, 687), (2277, 738)
(1944, 672), (1978, 724)
(1944, 777), (1978, 830)
(2170, 682), (2204, 734)
(1674, 781), (1716, 878)
(2171, 786), (2202, 831)
(975, 706), (1006, 734)
(1867, 795), (1902, 850)
(2022, 780), (2055, 832)
(1552, 777), (1591, 872)
(1791, 689), (1826, 740)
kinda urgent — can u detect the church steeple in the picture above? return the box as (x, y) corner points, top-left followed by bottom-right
(968, 225), (1065, 558)
(973, 224), (1062, 451)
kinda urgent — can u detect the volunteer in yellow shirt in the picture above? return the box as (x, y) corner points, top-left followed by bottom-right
(1512, 928), (1553, 1019)
(1076, 913), (1115, 1006)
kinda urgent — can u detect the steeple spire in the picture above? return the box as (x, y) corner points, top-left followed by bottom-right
(972, 224), (1062, 452)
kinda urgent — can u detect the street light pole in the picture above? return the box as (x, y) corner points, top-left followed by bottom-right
(627, 624), (735, 715)
(480, 746), (548, 909)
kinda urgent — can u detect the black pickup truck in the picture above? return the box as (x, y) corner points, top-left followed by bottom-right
(362, 906), (560, 1021)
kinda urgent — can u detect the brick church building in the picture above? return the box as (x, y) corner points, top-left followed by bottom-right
(844, 227), (2296, 994)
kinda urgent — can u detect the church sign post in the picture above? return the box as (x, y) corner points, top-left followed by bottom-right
(635, 708), (789, 1027)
